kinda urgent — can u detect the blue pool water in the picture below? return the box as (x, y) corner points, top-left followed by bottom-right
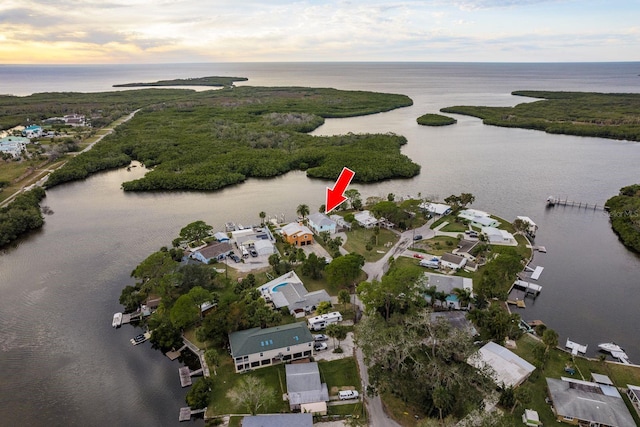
(272, 283), (288, 292)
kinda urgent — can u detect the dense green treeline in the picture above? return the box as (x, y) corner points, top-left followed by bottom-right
(0, 187), (46, 248)
(113, 76), (248, 88)
(441, 90), (640, 141)
(46, 86), (418, 191)
(0, 88), (196, 130)
(605, 184), (640, 253)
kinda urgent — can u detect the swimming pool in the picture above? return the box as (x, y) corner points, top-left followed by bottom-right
(271, 283), (288, 292)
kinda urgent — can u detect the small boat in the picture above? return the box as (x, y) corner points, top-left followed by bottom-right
(130, 332), (150, 345)
(112, 312), (123, 328)
(598, 342), (624, 353)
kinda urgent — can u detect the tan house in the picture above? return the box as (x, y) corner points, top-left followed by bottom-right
(281, 222), (314, 246)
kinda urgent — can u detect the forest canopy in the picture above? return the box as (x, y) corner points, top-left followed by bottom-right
(605, 184), (640, 253)
(441, 91), (640, 141)
(45, 86), (419, 191)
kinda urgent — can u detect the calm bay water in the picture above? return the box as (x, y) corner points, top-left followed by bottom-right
(1, 62), (640, 426)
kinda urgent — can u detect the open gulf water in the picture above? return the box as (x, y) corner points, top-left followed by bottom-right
(1, 62), (640, 426)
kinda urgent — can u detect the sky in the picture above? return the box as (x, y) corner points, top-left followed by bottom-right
(0, 0), (639, 64)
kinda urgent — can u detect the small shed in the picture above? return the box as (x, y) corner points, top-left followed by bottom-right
(522, 409), (541, 426)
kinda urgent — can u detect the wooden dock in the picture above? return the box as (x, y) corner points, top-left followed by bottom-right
(178, 366), (204, 387)
(546, 196), (605, 210)
(511, 279), (542, 296)
(179, 407), (207, 422)
(566, 339), (588, 356)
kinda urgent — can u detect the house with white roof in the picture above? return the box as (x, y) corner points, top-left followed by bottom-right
(481, 227), (516, 245)
(258, 271), (331, 317)
(21, 125), (42, 138)
(0, 136), (29, 158)
(458, 209), (500, 228)
(420, 202), (451, 216)
(285, 362), (329, 414)
(228, 322), (314, 372)
(354, 210), (378, 228)
(468, 341), (535, 388)
(307, 212), (336, 234)
(439, 253), (467, 270)
(253, 239), (275, 256)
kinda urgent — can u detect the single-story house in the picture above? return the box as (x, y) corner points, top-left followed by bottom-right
(191, 241), (233, 263)
(307, 212), (337, 235)
(330, 214), (351, 231)
(419, 202), (452, 216)
(546, 376), (636, 427)
(285, 362), (329, 413)
(213, 231), (229, 242)
(281, 222), (314, 246)
(440, 253), (467, 270)
(0, 137), (29, 157)
(354, 210), (378, 228)
(241, 414), (313, 427)
(481, 227), (516, 245)
(458, 209), (500, 228)
(468, 342), (535, 388)
(258, 271), (331, 317)
(63, 114), (87, 126)
(21, 125), (42, 138)
(430, 311), (478, 336)
(229, 322), (314, 373)
(253, 239), (275, 256)
(423, 272), (473, 310)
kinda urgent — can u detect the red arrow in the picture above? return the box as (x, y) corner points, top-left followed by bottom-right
(325, 167), (355, 214)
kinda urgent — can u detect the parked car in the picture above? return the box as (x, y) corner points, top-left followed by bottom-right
(338, 390), (359, 400)
(413, 234), (422, 241)
(313, 334), (329, 342)
(229, 254), (241, 263)
(314, 342), (328, 351)
(249, 248), (258, 257)
(413, 253), (424, 259)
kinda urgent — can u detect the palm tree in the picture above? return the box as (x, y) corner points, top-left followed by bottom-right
(452, 287), (472, 309)
(259, 211), (266, 225)
(296, 204), (310, 221)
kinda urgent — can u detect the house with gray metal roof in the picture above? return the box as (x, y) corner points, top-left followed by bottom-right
(546, 376), (636, 426)
(285, 362), (329, 413)
(307, 212), (337, 235)
(468, 341), (535, 388)
(241, 413), (313, 427)
(258, 271), (331, 318)
(229, 322), (314, 373)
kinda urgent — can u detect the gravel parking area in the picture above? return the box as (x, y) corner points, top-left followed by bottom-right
(313, 332), (355, 361)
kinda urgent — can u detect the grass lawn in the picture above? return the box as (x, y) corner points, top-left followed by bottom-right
(328, 401), (366, 419)
(206, 358), (289, 417)
(318, 357), (361, 396)
(227, 416), (242, 427)
(381, 391), (425, 426)
(343, 227), (399, 262)
(440, 221), (468, 233)
(414, 235), (459, 256)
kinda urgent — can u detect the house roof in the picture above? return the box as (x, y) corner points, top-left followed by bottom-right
(482, 227), (514, 241)
(194, 241), (232, 260)
(229, 322), (313, 358)
(424, 272), (473, 294)
(308, 212), (336, 229)
(546, 377), (636, 427)
(472, 216), (498, 226)
(354, 210), (377, 226)
(241, 414), (313, 427)
(214, 232), (229, 241)
(253, 239), (274, 251)
(431, 311), (478, 336)
(258, 271), (330, 311)
(420, 202), (451, 215)
(440, 253), (466, 265)
(286, 362), (329, 405)
(468, 342), (535, 388)
(591, 373), (614, 385)
(281, 222), (313, 237)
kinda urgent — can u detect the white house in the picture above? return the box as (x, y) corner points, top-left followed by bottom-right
(21, 125), (42, 138)
(458, 209), (500, 228)
(354, 210), (378, 228)
(481, 227), (516, 245)
(0, 136), (28, 157)
(468, 342), (535, 388)
(258, 271), (331, 317)
(307, 212), (337, 235)
(253, 239), (275, 256)
(330, 214), (351, 231)
(420, 202), (451, 216)
(228, 322), (314, 372)
(439, 253), (467, 270)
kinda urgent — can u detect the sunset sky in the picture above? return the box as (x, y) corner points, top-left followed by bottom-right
(1, 0), (638, 64)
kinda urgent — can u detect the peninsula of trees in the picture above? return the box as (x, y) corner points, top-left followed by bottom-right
(45, 86), (419, 191)
(113, 76), (248, 88)
(605, 184), (640, 253)
(441, 91), (640, 141)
